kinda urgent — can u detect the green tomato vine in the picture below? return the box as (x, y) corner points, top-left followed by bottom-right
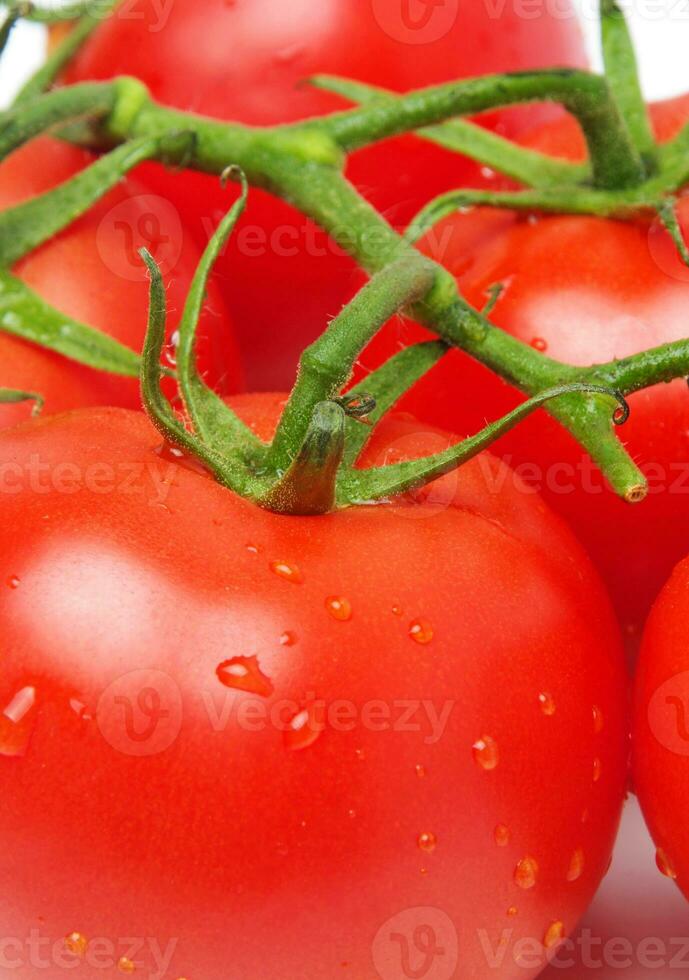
(0, 0), (689, 513)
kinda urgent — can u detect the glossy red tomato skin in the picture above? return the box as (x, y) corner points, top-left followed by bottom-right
(634, 555), (689, 898)
(0, 136), (241, 427)
(363, 94), (689, 644)
(0, 396), (626, 978)
(65, 0), (586, 389)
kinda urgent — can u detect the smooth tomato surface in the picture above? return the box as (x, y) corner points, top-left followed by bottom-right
(0, 395), (626, 978)
(66, 0), (586, 388)
(0, 137), (241, 427)
(634, 554), (689, 899)
(361, 94), (689, 643)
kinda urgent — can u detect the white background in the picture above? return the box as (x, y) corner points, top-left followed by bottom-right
(1, 3), (689, 978)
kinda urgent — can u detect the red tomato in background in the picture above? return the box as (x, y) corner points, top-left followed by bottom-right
(634, 554), (689, 899)
(359, 94), (689, 645)
(66, 0), (587, 389)
(0, 394), (626, 979)
(0, 136), (241, 427)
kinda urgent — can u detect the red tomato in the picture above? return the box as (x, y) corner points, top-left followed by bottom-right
(0, 136), (241, 427)
(65, 0), (587, 388)
(361, 94), (689, 644)
(0, 395), (626, 978)
(634, 554), (689, 898)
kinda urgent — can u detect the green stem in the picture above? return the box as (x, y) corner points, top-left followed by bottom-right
(600, 0), (657, 171)
(0, 4), (28, 57)
(139, 248), (253, 494)
(315, 70), (644, 191)
(308, 75), (588, 189)
(0, 81), (116, 160)
(0, 136), (164, 265)
(13, 7), (114, 105)
(0, 0), (111, 22)
(268, 255), (436, 473)
(0, 268), (141, 376)
(405, 187), (627, 243)
(338, 384), (632, 505)
(592, 336), (689, 393)
(174, 169), (264, 460)
(0, 387), (43, 416)
(657, 200), (689, 270)
(260, 401), (346, 516)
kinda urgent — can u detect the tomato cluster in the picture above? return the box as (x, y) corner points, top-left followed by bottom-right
(1, 2), (688, 978)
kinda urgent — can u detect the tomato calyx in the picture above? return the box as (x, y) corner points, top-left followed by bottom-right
(138, 174), (632, 516)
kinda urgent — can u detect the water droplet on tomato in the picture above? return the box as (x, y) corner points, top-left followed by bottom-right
(415, 764), (426, 778)
(246, 543), (259, 555)
(64, 933), (88, 958)
(531, 337), (548, 352)
(274, 44), (305, 65)
(538, 692), (556, 716)
(409, 618), (433, 645)
(69, 698), (93, 722)
(355, 747), (366, 761)
(280, 631), (297, 647)
(0, 686), (37, 757)
(284, 704), (322, 751)
(592, 757), (602, 783)
(270, 560), (303, 584)
(325, 596), (352, 621)
(473, 735), (499, 771)
(216, 656), (274, 698)
(514, 856), (539, 889)
(593, 705), (604, 734)
(507, 907), (518, 918)
(155, 442), (184, 464)
(543, 921), (565, 949)
(6, 575), (19, 589)
(656, 847), (678, 879)
(392, 604), (403, 617)
(494, 824), (511, 847)
(417, 832), (437, 854)
(581, 808), (590, 824)
(347, 808), (357, 819)
(567, 847), (585, 882)
(117, 956), (136, 974)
